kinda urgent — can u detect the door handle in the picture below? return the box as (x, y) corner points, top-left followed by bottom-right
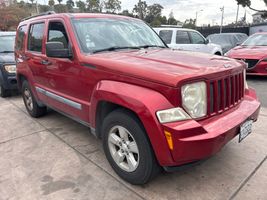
(40, 60), (52, 65)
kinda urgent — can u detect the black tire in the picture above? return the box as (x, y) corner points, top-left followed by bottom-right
(215, 52), (222, 56)
(0, 84), (10, 98)
(102, 109), (161, 185)
(22, 80), (47, 118)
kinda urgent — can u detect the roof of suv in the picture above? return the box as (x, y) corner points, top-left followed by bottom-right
(19, 12), (138, 25)
(153, 27), (200, 32)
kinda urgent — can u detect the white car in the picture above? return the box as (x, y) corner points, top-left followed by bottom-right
(154, 27), (223, 55)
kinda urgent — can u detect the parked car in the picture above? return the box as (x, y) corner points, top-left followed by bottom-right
(207, 33), (248, 54)
(16, 12), (260, 185)
(225, 32), (267, 75)
(154, 27), (223, 55)
(0, 31), (17, 97)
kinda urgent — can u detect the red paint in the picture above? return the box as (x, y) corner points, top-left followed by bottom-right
(15, 13), (260, 167)
(226, 32), (267, 75)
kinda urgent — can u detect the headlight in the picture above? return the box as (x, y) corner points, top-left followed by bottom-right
(182, 81), (207, 118)
(4, 65), (16, 73)
(156, 107), (191, 123)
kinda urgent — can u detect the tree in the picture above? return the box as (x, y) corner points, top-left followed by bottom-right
(145, 4), (163, 25)
(235, 0), (267, 17)
(87, 0), (102, 12)
(104, 0), (121, 13)
(48, 0), (55, 7)
(183, 18), (196, 29)
(57, 0), (63, 4)
(76, 0), (86, 12)
(120, 9), (134, 17)
(66, 0), (74, 12)
(133, 0), (147, 19)
(54, 4), (67, 12)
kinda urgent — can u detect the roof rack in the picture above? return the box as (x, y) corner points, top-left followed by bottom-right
(22, 11), (56, 21)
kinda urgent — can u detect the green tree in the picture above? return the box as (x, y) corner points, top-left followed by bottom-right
(87, 0), (102, 12)
(48, 0), (55, 7)
(120, 9), (134, 17)
(104, 0), (121, 13)
(145, 4), (163, 25)
(66, 0), (74, 12)
(183, 18), (196, 29)
(235, 0), (267, 17)
(133, 0), (147, 19)
(54, 4), (67, 12)
(76, 0), (86, 12)
(57, 0), (63, 4)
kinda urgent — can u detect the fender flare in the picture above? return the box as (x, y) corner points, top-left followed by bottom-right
(90, 80), (176, 166)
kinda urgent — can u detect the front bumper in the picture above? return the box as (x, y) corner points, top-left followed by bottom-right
(161, 88), (260, 167)
(0, 68), (17, 90)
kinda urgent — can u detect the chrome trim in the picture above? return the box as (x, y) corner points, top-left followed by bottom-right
(35, 86), (82, 110)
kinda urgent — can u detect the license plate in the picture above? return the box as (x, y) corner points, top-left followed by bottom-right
(239, 120), (253, 143)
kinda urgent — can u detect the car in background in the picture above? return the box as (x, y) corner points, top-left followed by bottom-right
(225, 32), (267, 75)
(0, 31), (17, 97)
(154, 27), (223, 55)
(207, 33), (248, 54)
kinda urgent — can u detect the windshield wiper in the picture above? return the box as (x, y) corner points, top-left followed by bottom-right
(92, 46), (141, 54)
(137, 45), (167, 49)
(0, 51), (14, 53)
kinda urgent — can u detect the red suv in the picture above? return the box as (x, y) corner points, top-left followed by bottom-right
(15, 12), (261, 185)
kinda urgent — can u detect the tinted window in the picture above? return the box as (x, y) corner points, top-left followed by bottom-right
(16, 26), (27, 51)
(28, 23), (45, 52)
(159, 30), (173, 44)
(242, 34), (267, 46)
(190, 32), (205, 44)
(176, 31), (190, 44)
(48, 21), (69, 48)
(0, 35), (15, 53)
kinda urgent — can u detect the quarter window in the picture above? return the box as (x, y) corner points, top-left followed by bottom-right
(159, 30), (173, 44)
(28, 23), (45, 52)
(16, 25), (27, 50)
(176, 31), (190, 44)
(190, 32), (205, 44)
(48, 21), (69, 48)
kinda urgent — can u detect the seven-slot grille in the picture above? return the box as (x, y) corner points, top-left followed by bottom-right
(207, 71), (244, 115)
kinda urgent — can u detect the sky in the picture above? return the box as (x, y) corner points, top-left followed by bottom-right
(120, 0), (266, 26)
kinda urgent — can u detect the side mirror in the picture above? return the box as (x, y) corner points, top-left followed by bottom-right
(204, 39), (210, 44)
(46, 42), (73, 58)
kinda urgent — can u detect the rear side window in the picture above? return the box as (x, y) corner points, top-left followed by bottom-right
(159, 30), (173, 44)
(190, 32), (205, 44)
(176, 31), (190, 44)
(48, 21), (69, 48)
(28, 23), (45, 52)
(16, 25), (27, 50)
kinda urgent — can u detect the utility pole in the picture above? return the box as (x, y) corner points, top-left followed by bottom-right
(195, 9), (203, 27)
(220, 6), (224, 33)
(36, 0), (39, 14)
(138, 0), (143, 20)
(235, 4), (240, 26)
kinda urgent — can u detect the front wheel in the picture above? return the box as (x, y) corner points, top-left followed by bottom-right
(22, 80), (47, 118)
(102, 109), (161, 185)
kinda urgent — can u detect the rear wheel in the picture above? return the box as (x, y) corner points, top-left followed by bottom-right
(22, 80), (47, 118)
(102, 109), (161, 185)
(215, 52), (222, 56)
(0, 84), (10, 98)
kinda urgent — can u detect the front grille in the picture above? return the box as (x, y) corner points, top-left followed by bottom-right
(207, 71), (244, 115)
(238, 59), (259, 69)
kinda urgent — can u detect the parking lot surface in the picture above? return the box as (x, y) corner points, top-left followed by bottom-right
(0, 77), (266, 200)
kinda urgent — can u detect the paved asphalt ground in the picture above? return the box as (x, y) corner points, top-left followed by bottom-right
(0, 76), (266, 200)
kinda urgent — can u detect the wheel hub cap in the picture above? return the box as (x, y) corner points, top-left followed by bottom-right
(108, 126), (139, 172)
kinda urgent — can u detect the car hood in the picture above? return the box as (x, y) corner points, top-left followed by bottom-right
(227, 46), (267, 60)
(0, 53), (15, 64)
(84, 49), (244, 87)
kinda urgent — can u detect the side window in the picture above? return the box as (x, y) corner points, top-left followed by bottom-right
(48, 21), (69, 48)
(16, 25), (27, 51)
(28, 23), (45, 52)
(190, 32), (205, 44)
(159, 30), (173, 44)
(176, 31), (190, 44)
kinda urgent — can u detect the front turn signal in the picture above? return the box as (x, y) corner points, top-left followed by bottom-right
(164, 130), (174, 150)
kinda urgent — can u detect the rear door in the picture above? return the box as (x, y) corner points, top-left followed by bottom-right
(172, 30), (193, 51)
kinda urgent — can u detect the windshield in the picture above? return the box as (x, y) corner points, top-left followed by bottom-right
(242, 34), (267, 46)
(0, 35), (15, 53)
(72, 18), (166, 53)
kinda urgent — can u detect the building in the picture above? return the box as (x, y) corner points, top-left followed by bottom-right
(252, 12), (267, 24)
